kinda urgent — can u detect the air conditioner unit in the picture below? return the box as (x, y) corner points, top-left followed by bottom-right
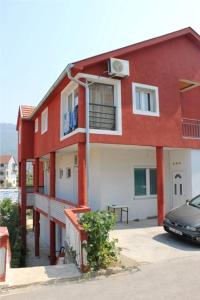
(108, 58), (130, 77)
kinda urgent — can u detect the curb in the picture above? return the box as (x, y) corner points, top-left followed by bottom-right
(0, 265), (139, 292)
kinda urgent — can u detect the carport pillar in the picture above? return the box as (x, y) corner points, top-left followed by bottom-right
(50, 220), (56, 265)
(156, 146), (164, 226)
(49, 152), (56, 265)
(78, 142), (87, 207)
(34, 158), (39, 193)
(21, 159), (27, 252)
(50, 152), (55, 198)
(34, 210), (40, 256)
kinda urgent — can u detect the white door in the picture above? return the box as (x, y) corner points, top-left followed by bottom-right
(73, 166), (78, 203)
(172, 172), (185, 208)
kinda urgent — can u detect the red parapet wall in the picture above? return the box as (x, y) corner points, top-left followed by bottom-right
(0, 227), (11, 282)
(64, 206), (90, 272)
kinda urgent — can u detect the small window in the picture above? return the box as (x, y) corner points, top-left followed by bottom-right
(41, 108), (48, 134)
(134, 168), (146, 196)
(133, 83), (159, 116)
(59, 168), (63, 179)
(66, 168), (71, 178)
(134, 167), (157, 197)
(35, 118), (38, 133)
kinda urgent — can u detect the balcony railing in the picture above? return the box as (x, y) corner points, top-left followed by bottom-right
(34, 193), (76, 225)
(182, 118), (200, 139)
(26, 186), (34, 193)
(89, 103), (116, 130)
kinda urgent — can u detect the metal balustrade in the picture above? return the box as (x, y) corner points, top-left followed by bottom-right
(89, 103), (116, 130)
(182, 118), (200, 139)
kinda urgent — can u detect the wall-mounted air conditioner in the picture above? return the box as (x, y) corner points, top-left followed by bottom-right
(108, 58), (130, 77)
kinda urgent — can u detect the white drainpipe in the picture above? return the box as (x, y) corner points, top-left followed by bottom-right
(66, 64), (90, 206)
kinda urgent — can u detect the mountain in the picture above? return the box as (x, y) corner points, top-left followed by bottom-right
(0, 123), (18, 161)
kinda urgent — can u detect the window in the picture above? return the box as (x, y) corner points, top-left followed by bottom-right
(66, 168), (71, 178)
(41, 108), (48, 134)
(134, 168), (157, 197)
(89, 82), (114, 106)
(61, 86), (79, 137)
(0, 164), (4, 167)
(89, 82), (115, 130)
(35, 118), (38, 133)
(59, 168), (63, 179)
(132, 83), (159, 116)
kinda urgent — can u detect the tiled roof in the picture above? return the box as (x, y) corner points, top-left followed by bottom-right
(20, 105), (35, 118)
(0, 155), (12, 164)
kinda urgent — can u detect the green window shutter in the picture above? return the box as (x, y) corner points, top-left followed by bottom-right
(150, 168), (157, 195)
(134, 168), (146, 196)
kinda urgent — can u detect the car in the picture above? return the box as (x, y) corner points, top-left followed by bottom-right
(163, 194), (200, 244)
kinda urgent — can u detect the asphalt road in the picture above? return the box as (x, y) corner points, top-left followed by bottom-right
(1, 255), (200, 300)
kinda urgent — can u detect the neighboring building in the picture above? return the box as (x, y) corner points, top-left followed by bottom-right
(0, 155), (17, 188)
(16, 28), (200, 265)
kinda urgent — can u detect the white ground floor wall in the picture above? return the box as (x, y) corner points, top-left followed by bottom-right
(39, 213), (66, 252)
(42, 144), (200, 221)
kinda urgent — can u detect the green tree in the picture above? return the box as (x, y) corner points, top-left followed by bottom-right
(0, 198), (22, 267)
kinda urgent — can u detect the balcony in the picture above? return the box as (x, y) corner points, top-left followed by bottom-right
(34, 193), (76, 225)
(89, 103), (116, 131)
(182, 118), (200, 139)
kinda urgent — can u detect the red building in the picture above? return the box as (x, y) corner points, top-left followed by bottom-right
(17, 27), (200, 266)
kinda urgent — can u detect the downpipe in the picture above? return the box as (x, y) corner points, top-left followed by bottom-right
(66, 64), (90, 206)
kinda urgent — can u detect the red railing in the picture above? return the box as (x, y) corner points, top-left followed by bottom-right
(182, 118), (200, 139)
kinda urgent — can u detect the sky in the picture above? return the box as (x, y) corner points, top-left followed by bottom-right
(0, 0), (200, 124)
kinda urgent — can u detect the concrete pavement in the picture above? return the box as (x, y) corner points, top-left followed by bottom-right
(1, 255), (200, 300)
(26, 230), (50, 267)
(110, 219), (200, 264)
(3, 264), (81, 288)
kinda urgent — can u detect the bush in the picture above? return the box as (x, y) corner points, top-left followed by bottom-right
(79, 211), (119, 271)
(0, 198), (23, 267)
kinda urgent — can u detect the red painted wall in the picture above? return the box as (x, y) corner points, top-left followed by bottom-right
(22, 34), (200, 159)
(181, 87), (200, 119)
(18, 118), (34, 161)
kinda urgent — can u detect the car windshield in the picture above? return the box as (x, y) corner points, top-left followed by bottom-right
(189, 195), (200, 208)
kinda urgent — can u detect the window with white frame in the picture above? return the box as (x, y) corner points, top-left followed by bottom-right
(134, 167), (157, 197)
(41, 108), (48, 134)
(35, 118), (38, 133)
(132, 83), (159, 116)
(61, 85), (79, 137)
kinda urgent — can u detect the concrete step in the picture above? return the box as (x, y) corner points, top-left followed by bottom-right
(4, 263), (81, 288)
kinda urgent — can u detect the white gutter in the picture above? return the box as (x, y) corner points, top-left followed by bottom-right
(66, 64), (90, 207)
(29, 66), (69, 119)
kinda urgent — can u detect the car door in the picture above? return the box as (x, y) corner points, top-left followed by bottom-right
(172, 171), (185, 208)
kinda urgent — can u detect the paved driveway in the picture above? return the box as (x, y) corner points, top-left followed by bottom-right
(110, 219), (200, 265)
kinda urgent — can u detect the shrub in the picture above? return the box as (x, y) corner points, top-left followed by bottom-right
(79, 211), (119, 271)
(0, 198), (23, 267)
